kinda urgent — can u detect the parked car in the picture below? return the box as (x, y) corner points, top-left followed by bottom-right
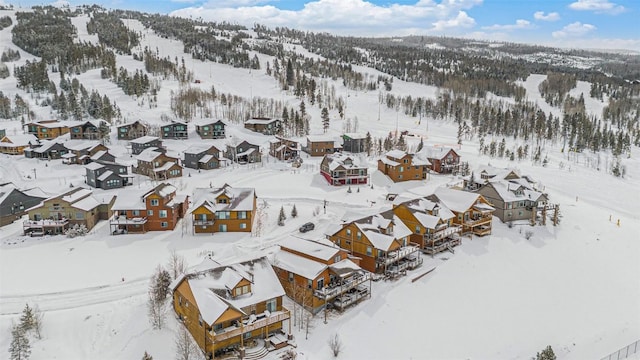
(299, 222), (315, 233)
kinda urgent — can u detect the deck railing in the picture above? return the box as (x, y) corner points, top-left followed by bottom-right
(376, 245), (420, 266)
(213, 309), (290, 342)
(314, 272), (371, 300)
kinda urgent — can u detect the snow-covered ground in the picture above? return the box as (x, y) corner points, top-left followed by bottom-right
(0, 9), (638, 360)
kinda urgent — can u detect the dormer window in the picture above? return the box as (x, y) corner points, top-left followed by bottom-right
(218, 198), (228, 204)
(234, 284), (251, 297)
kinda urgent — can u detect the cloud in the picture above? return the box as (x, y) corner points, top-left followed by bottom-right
(170, 0), (482, 36)
(552, 22), (596, 38)
(533, 11), (560, 21)
(568, 0), (625, 14)
(482, 19), (533, 31)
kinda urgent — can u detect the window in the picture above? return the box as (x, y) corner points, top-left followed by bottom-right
(213, 323), (223, 332)
(219, 224), (227, 232)
(346, 229), (351, 236)
(159, 210), (168, 218)
(307, 279), (312, 289)
(288, 272), (294, 282)
(403, 159), (408, 163)
(147, 210), (153, 216)
(75, 212), (84, 220)
(217, 198), (228, 204)
(317, 278), (324, 290)
(357, 231), (362, 240)
(216, 211), (229, 219)
(415, 225), (421, 234)
(399, 166), (404, 172)
(334, 254), (341, 263)
(132, 210), (140, 216)
(238, 211), (247, 219)
(240, 223), (247, 229)
(266, 298), (277, 312)
(150, 199), (159, 206)
(366, 246), (372, 256)
(161, 222), (168, 228)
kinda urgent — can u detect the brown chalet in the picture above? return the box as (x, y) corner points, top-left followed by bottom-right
(320, 153), (368, 186)
(271, 237), (371, 315)
(430, 187), (494, 236)
(171, 256), (292, 359)
(117, 120), (148, 140)
(109, 183), (188, 234)
(134, 147), (182, 180)
(23, 187), (115, 236)
(378, 150), (430, 182)
(190, 185), (257, 234)
(393, 198), (461, 255)
(25, 120), (71, 139)
(423, 146), (461, 174)
(244, 117), (282, 135)
(62, 142), (110, 165)
(327, 211), (422, 278)
(303, 135), (339, 157)
(269, 136), (300, 161)
(0, 134), (39, 155)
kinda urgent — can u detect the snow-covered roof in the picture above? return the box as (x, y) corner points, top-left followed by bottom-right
(423, 146), (458, 160)
(62, 188), (92, 203)
(117, 120), (146, 128)
(135, 147), (164, 162)
(413, 212), (442, 229)
(27, 120), (83, 128)
(324, 153), (365, 171)
(0, 134), (39, 147)
(85, 162), (105, 171)
(130, 136), (159, 144)
(97, 170), (114, 181)
(329, 259), (362, 276)
(199, 154), (214, 163)
(271, 249), (327, 281)
(386, 149), (407, 159)
(343, 133), (366, 139)
(193, 118), (225, 126)
(307, 134), (335, 143)
(71, 196), (101, 211)
(111, 186), (154, 210)
(64, 140), (98, 151)
(191, 185), (255, 213)
(279, 236), (341, 262)
(362, 230), (396, 251)
(30, 139), (66, 153)
(185, 144), (220, 155)
(379, 156), (400, 166)
(434, 187), (486, 213)
(153, 162), (177, 172)
(90, 150), (108, 161)
(182, 256), (285, 325)
(487, 180), (545, 203)
(245, 117), (280, 125)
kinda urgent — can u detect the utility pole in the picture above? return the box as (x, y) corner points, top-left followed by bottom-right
(32, 168), (37, 179)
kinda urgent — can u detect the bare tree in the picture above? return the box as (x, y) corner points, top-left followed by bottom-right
(328, 333), (343, 358)
(175, 326), (202, 360)
(32, 305), (44, 340)
(147, 288), (167, 330)
(167, 250), (187, 280)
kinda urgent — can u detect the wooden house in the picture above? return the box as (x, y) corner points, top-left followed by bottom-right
(68, 120), (106, 140)
(109, 183), (188, 234)
(25, 120), (70, 139)
(342, 133), (367, 153)
(62, 142), (110, 165)
(190, 185), (256, 234)
(117, 120), (148, 140)
(244, 117), (282, 135)
(429, 188), (494, 236)
(85, 161), (132, 190)
(303, 135), (339, 157)
(269, 136), (299, 161)
(475, 180), (549, 223)
(378, 150), (430, 182)
(134, 147), (182, 180)
(183, 143), (225, 170)
(160, 121), (189, 140)
(271, 237), (371, 314)
(326, 211), (421, 276)
(423, 147), (461, 174)
(130, 135), (163, 155)
(171, 256), (291, 359)
(226, 140), (261, 164)
(23, 187), (115, 236)
(0, 183), (47, 227)
(194, 119), (226, 139)
(0, 134), (39, 155)
(23, 140), (69, 160)
(320, 153), (368, 186)
(392, 198), (461, 255)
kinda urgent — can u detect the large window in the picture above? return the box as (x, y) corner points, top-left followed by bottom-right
(366, 246), (372, 256)
(238, 211), (247, 219)
(216, 211), (230, 219)
(266, 298), (277, 313)
(159, 210), (168, 218)
(150, 199), (159, 206)
(147, 210), (153, 216)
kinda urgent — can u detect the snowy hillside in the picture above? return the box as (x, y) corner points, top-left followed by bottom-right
(0, 7), (639, 360)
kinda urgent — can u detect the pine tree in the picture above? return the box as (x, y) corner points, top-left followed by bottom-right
(417, 138), (424, 152)
(535, 345), (556, 360)
(278, 206), (286, 226)
(365, 132), (372, 156)
(9, 323), (31, 360)
(19, 304), (35, 333)
(321, 107), (330, 133)
(291, 204), (298, 218)
(142, 351), (153, 360)
(286, 59), (294, 88)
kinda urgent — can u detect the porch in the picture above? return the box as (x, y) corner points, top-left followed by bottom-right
(23, 218), (69, 236)
(314, 270), (371, 301)
(464, 214), (492, 236)
(109, 215), (148, 234)
(423, 235), (462, 255)
(212, 309), (291, 342)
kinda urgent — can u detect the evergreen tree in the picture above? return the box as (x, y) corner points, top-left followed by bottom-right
(417, 138), (424, 152)
(9, 323), (31, 360)
(286, 59), (294, 88)
(365, 132), (372, 156)
(278, 206), (286, 226)
(321, 107), (330, 133)
(142, 351), (153, 360)
(535, 345), (556, 360)
(19, 304), (35, 333)
(291, 204), (298, 218)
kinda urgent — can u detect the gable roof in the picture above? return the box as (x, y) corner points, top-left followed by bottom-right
(423, 146), (459, 160)
(279, 236), (342, 262)
(191, 185), (255, 213)
(245, 117), (280, 125)
(135, 147), (164, 162)
(130, 135), (160, 144)
(0, 134), (39, 147)
(434, 187), (492, 213)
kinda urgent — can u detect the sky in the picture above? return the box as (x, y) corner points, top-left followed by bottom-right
(4, 0), (640, 52)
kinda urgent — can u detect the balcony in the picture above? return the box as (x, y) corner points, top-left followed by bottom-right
(212, 309), (290, 342)
(376, 245), (420, 267)
(424, 225), (461, 241)
(23, 218), (69, 229)
(109, 215), (147, 225)
(423, 236), (461, 255)
(193, 218), (215, 226)
(332, 286), (369, 310)
(314, 271), (371, 300)
(465, 215), (492, 227)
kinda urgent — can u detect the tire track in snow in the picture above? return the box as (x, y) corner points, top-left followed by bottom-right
(0, 277), (149, 315)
